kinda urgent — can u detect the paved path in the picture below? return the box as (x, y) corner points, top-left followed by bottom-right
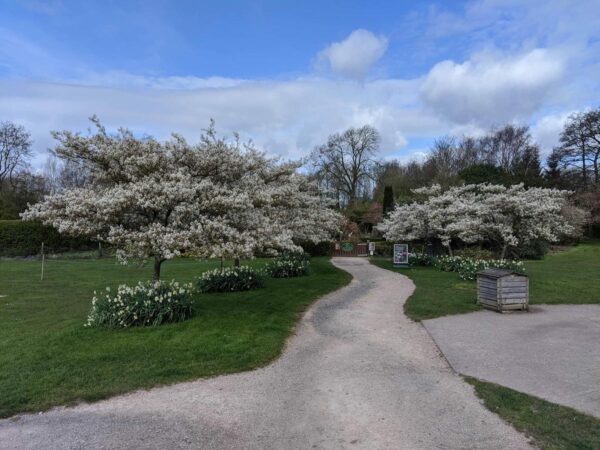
(0, 258), (532, 449)
(423, 304), (600, 418)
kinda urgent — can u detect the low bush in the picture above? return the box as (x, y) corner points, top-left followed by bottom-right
(266, 253), (310, 278)
(454, 246), (494, 260)
(296, 240), (331, 257)
(197, 265), (264, 293)
(510, 240), (549, 260)
(86, 280), (195, 328)
(374, 241), (394, 256)
(408, 253), (434, 266)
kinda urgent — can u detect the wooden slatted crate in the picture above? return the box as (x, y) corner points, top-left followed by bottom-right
(477, 268), (529, 312)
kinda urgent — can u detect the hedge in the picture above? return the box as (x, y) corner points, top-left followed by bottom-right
(0, 220), (95, 256)
(296, 240), (332, 257)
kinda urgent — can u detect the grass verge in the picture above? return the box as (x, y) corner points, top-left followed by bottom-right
(370, 240), (600, 321)
(0, 256), (351, 418)
(467, 377), (600, 450)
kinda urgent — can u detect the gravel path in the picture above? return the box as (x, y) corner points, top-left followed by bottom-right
(0, 258), (533, 449)
(423, 304), (600, 418)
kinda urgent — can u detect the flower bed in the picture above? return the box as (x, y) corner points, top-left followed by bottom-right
(265, 253), (310, 278)
(197, 265), (264, 293)
(432, 255), (525, 280)
(86, 280), (195, 328)
(409, 254), (525, 281)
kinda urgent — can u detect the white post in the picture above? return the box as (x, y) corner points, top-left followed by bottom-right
(40, 242), (45, 281)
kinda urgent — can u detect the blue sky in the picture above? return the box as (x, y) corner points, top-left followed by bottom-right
(1, 0), (599, 167)
(0, 1), (456, 79)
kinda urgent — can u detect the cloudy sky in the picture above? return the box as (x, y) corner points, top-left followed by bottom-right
(1, 0), (599, 167)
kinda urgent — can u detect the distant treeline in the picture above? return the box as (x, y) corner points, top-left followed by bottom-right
(0, 220), (94, 256)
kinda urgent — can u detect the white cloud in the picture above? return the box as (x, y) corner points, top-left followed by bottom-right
(316, 29), (388, 80)
(71, 71), (248, 90)
(531, 112), (572, 154)
(421, 48), (566, 126)
(390, 150), (428, 164)
(0, 77), (444, 168)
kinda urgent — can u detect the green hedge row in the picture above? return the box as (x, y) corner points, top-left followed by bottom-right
(0, 220), (95, 256)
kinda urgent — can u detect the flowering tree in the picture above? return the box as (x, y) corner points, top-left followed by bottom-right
(23, 119), (341, 279)
(377, 183), (579, 258)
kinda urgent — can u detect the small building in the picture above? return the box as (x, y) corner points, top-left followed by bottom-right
(477, 269), (529, 312)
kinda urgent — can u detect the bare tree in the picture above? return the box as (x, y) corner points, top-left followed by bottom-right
(310, 125), (380, 206)
(478, 125), (540, 175)
(425, 125), (541, 186)
(43, 155), (61, 194)
(424, 136), (472, 185)
(44, 154), (91, 193)
(556, 113), (591, 188)
(582, 109), (600, 184)
(0, 121), (33, 190)
(555, 109), (600, 189)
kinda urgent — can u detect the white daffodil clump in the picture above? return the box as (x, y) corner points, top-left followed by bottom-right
(197, 265), (264, 293)
(265, 254), (310, 278)
(432, 255), (525, 281)
(86, 280), (194, 328)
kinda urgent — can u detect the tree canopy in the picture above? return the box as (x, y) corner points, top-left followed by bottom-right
(377, 183), (583, 258)
(310, 125), (380, 207)
(23, 119), (341, 279)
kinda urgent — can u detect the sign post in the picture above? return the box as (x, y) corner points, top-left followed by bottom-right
(40, 242), (45, 281)
(393, 243), (409, 268)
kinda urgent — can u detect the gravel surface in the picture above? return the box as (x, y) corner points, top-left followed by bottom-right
(0, 258), (533, 449)
(424, 304), (600, 418)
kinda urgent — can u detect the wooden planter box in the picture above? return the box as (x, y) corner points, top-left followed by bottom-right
(477, 269), (529, 312)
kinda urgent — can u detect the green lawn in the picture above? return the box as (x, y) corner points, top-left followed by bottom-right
(526, 242), (600, 305)
(0, 256), (351, 418)
(467, 378), (600, 450)
(371, 240), (600, 321)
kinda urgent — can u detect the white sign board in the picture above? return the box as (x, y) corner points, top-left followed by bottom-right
(393, 244), (409, 266)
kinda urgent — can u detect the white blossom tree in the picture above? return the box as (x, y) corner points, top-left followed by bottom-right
(377, 183), (579, 258)
(23, 118), (341, 279)
(478, 184), (578, 258)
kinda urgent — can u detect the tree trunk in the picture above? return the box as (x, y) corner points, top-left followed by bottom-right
(153, 256), (164, 281)
(234, 257), (240, 267)
(582, 143), (588, 188)
(500, 244), (508, 260)
(348, 186), (357, 207)
(447, 244), (453, 257)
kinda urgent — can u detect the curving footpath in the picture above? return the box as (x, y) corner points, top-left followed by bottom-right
(0, 258), (533, 449)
